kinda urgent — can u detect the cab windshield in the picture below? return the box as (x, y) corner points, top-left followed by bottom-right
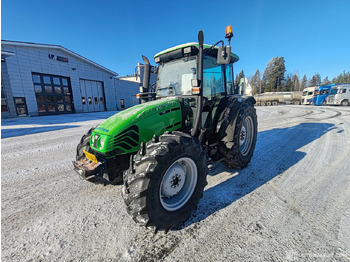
(156, 56), (197, 96)
(156, 55), (228, 99)
(330, 89), (338, 95)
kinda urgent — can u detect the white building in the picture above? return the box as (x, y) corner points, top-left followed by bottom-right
(1, 40), (156, 118)
(239, 77), (252, 95)
(115, 64), (157, 110)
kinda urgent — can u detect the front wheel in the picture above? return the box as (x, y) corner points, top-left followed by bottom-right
(341, 100), (349, 106)
(122, 131), (208, 231)
(219, 102), (258, 169)
(76, 128), (94, 161)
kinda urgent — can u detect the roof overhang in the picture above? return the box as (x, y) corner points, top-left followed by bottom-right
(1, 40), (118, 76)
(1, 50), (15, 58)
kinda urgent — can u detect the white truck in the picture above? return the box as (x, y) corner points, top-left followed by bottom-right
(301, 86), (316, 105)
(326, 84), (350, 106)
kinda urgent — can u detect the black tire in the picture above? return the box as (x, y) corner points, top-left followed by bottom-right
(266, 101), (272, 106)
(76, 128), (123, 185)
(219, 102), (257, 169)
(122, 131), (208, 231)
(341, 100), (349, 106)
(76, 128), (94, 161)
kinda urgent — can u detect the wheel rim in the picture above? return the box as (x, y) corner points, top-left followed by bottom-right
(239, 116), (254, 156)
(160, 157), (197, 211)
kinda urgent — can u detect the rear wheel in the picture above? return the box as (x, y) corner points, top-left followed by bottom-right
(122, 131), (208, 231)
(219, 102), (257, 169)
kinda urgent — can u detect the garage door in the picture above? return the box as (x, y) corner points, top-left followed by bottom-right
(79, 79), (106, 112)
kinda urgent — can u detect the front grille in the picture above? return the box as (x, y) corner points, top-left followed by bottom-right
(113, 125), (139, 153)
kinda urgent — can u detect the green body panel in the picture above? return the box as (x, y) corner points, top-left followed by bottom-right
(90, 97), (182, 155)
(154, 42), (240, 61)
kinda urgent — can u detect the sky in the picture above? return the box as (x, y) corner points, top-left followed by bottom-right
(2, 0), (350, 81)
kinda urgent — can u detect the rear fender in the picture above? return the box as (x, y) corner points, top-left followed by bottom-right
(214, 95), (256, 142)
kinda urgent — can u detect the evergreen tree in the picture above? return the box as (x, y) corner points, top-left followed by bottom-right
(250, 70), (262, 95)
(309, 72), (321, 86)
(322, 76), (331, 85)
(300, 75), (307, 89)
(283, 74), (293, 91)
(263, 57), (286, 92)
(332, 71), (350, 84)
(292, 74), (300, 91)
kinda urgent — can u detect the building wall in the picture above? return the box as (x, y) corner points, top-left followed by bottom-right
(115, 69), (157, 110)
(115, 78), (140, 109)
(1, 43), (116, 117)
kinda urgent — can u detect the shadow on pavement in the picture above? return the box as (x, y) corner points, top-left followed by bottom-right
(1, 125), (80, 138)
(182, 122), (336, 228)
(1, 111), (118, 126)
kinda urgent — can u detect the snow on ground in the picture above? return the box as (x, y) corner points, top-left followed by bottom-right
(1, 105), (350, 261)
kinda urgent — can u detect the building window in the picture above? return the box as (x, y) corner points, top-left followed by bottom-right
(32, 73), (74, 115)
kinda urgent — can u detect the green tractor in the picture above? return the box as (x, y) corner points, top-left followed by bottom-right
(73, 26), (257, 232)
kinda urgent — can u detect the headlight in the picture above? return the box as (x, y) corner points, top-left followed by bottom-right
(99, 137), (104, 149)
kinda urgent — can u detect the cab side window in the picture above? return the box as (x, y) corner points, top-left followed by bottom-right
(226, 64), (234, 95)
(203, 56), (224, 99)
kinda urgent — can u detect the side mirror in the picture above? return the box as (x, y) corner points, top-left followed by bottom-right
(217, 46), (231, 64)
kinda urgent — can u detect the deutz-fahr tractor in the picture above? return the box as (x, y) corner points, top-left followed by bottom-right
(73, 26), (257, 232)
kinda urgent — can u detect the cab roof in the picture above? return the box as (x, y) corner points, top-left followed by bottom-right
(154, 42), (239, 63)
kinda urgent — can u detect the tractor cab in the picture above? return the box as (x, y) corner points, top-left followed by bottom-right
(150, 33), (240, 138)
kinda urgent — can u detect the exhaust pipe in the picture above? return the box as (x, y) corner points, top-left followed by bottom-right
(140, 55), (151, 104)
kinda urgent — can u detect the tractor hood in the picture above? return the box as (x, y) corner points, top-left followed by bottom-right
(90, 97), (182, 155)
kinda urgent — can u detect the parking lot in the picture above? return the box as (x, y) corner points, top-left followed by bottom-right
(1, 105), (350, 261)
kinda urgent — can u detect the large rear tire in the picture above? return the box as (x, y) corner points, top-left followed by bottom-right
(219, 102), (257, 169)
(122, 131), (208, 231)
